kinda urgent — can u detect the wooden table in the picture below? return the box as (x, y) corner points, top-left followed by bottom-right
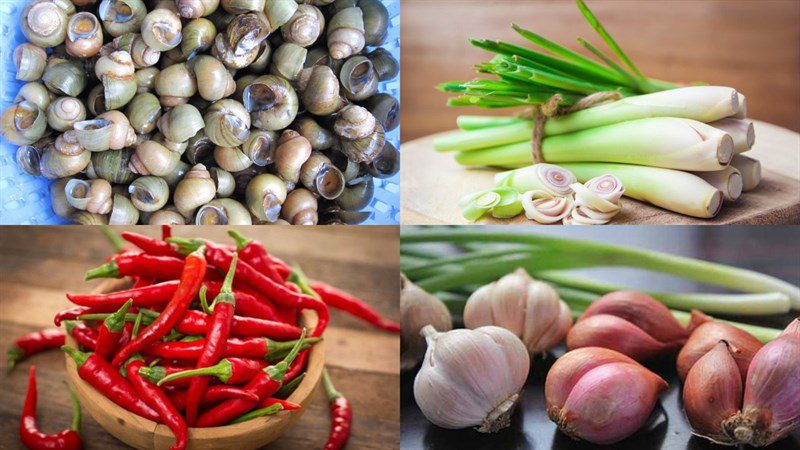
(0, 226), (400, 450)
(400, 0), (800, 142)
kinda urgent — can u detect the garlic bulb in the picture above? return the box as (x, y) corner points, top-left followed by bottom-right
(565, 174), (624, 225)
(464, 268), (571, 356)
(521, 190), (574, 224)
(546, 347), (668, 444)
(414, 325), (530, 432)
(567, 291), (711, 360)
(400, 274), (451, 371)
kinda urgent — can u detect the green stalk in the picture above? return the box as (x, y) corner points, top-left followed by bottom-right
(401, 229), (800, 309)
(433, 122), (531, 153)
(575, 0), (645, 79)
(457, 116), (529, 131)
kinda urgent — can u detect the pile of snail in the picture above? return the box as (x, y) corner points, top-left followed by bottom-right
(1, 0), (400, 225)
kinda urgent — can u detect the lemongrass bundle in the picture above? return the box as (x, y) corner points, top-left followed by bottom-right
(731, 154), (762, 191)
(693, 166), (743, 202)
(454, 118), (734, 172)
(558, 163), (723, 218)
(709, 118), (754, 154)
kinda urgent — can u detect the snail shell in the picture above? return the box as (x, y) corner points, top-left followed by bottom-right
(264, 0), (297, 29)
(22, 0), (69, 48)
(148, 207), (187, 225)
(204, 99), (251, 147)
(181, 18), (217, 58)
(130, 140), (181, 176)
(173, 163), (217, 218)
(175, 0), (219, 19)
(281, 188), (318, 225)
(126, 92), (163, 134)
(327, 7), (365, 60)
(274, 130), (312, 189)
(192, 55), (236, 102)
(43, 61), (87, 97)
(195, 198), (252, 225)
(155, 63), (198, 107)
(66, 12), (104, 58)
(99, 0), (147, 37)
(245, 173), (287, 222)
(214, 146), (253, 172)
(13, 43), (48, 82)
(128, 176), (169, 212)
(108, 193), (140, 225)
(46, 97), (87, 132)
(65, 178), (114, 214)
(300, 66), (344, 116)
(50, 178), (77, 219)
(281, 4), (324, 47)
(300, 151), (345, 200)
(242, 130), (277, 166)
(91, 148), (137, 184)
(39, 145), (91, 179)
(113, 33), (161, 69)
(1, 101), (48, 146)
(14, 82), (54, 111)
(141, 8), (183, 52)
(157, 103), (205, 143)
(54, 130), (84, 156)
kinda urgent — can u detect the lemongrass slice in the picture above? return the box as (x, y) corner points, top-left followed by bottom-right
(709, 118), (754, 154)
(569, 175), (624, 213)
(490, 188), (523, 219)
(495, 163), (576, 196)
(459, 189), (501, 222)
(561, 163), (723, 218)
(545, 86), (740, 136)
(693, 166), (743, 202)
(521, 190), (574, 224)
(563, 206), (615, 225)
(730, 154), (761, 191)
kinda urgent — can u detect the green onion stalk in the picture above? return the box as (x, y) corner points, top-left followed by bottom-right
(400, 229), (800, 312)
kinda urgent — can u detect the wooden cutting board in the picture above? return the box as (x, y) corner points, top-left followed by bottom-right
(401, 120), (800, 225)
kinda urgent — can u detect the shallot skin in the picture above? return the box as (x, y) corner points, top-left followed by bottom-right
(567, 314), (673, 360)
(676, 321), (762, 381)
(545, 347), (667, 445)
(726, 318), (800, 447)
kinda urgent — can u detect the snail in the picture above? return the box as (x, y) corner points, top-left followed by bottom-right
(365, 141), (399, 179)
(174, 164), (217, 218)
(274, 130), (312, 190)
(21, 0), (70, 48)
(141, 8), (183, 52)
(204, 99), (251, 147)
(16, 137), (53, 177)
(126, 92), (163, 134)
(210, 167), (236, 197)
(281, 188), (318, 225)
(50, 178), (77, 219)
(333, 105), (385, 163)
(39, 144), (92, 179)
(13, 43), (48, 82)
(130, 140), (181, 176)
(366, 47), (399, 82)
(157, 103), (205, 144)
(181, 18), (217, 58)
(242, 130), (278, 166)
(264, 0), (298, 29)
(0, 101), (48, 146)
(243, 75), (298, 131)
(95, 51), (138, 110)
(185, 130), (215, 165)
(98, 0), (147, 37)
(363, 93), (399, 132)
(294, 116), (335, 150)
(46, 97), (87, 132)
(281, 4), (325, 48)
(214, 146), (253, 172)
(155, 63), (198, 107)
(14, 82), (53, 111)
(43, 60), (87, 97)
(65, 179), (114, 214)
(161, 160), (191, 189)
(192, 55), (236, 102)
(135, 67), (161, 93)
(112, 33), (161, 69)
(300, 151), (345, 200)
(340, 56), (379, 101)
(245, 173), (287, 222)
(196, 198), (252, 225)
(336, 175), (374, 211)
(66, 12), (104, 58)
(270, 43), (308, 81)
(175, 0), (219, 19)
(326, 7), (365, 60)
(91, 148), (137, 184)
(128, 176), (170, 212)
(300, 66), (344, 116)
(108, 194), (140, 225)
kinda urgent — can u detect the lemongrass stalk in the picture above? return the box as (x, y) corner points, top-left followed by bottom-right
(559, 162), (723, 218)
(403, 249), (530, 279)
(730, 154), (761, 191)
(709, 118), (754, 154)
(457, 116), (529, 131)
(533, 270), (791, 315)
(692, 166), (742, 202)
(735, 93), (747, 119)
(456, 117), (734, 171)
(494, 163), (576, 196)
(401, 229), (800, 309)
(433, 122), (531, 153)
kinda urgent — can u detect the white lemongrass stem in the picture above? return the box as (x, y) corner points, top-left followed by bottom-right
(709, 118), (754, 154)
(693, 166), (743, 202)
(560, 162), (723, 218)
(734, 93), (747, 119)
(495, 163), (576, 196)
(457, 118), (734, 172)
(730, 154), (761, 191)
(545, 86), (740, 135)
(435, 122), (531, 153)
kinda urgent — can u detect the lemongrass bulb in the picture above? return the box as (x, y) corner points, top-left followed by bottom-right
(726, 318), (800, 447)
(735, 93), (748, 119)
(521, 190), (574, 224)
(709, 118), (754, 154)
(495, 163), (575, 196)
(545, 347), (668, 444)
(414, 325), (529, 432)
(730, 154), (761, 192)
(464, 268), (572, 355)
(400, 275), (451, 371)
(693, 166), (743, 202)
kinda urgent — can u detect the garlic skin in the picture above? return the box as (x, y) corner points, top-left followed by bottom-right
(464, 268), (571, 356)
(545, 347), (667, 444)
(683, 341), (743, 445)
(725, 318), (800, 447)
(567, 291), (710, 360)
(400, 274), (451, 371)
(414, 325), (530, 432)
(676, 321), (762, 381)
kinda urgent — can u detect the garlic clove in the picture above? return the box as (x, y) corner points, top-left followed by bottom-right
(545, 347), (639, 417)
(400, 274), (452, 371)
(567, 314), (674, 360)
(676, 321), (762, 381)
(683, 341), (743, 445)
(414, 325), (529, 432)
(726, 318), (800, 447)
(525, 297), (572, 355)
(584, 291), (710, 345)
(555, 361), (667, 444)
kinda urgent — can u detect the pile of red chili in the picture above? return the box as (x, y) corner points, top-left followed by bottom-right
(8, 227), (399, 450)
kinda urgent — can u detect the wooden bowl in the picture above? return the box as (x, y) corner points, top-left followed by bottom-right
(64, 278), (325, 450)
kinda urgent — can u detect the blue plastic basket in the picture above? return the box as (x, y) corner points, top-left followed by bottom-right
(0, 0), (400, 225)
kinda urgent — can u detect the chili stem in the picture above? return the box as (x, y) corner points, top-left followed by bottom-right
(229, 404), (283, 424)
(99, 226), (126, 253)
(64, 381), (82, 432)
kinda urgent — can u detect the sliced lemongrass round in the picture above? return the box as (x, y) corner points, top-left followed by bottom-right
(495, 163), (576, 196)
(490, 187), (523, 219)
(569, 182), (620, 213)
(563, 206), (613, 225)
(521, 190), (574, 224)
(459, 189), (501, 222)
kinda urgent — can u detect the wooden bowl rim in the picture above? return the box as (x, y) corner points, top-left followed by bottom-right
(64, 277), (325, 447)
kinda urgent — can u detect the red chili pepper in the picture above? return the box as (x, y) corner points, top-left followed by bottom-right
(122, 232), (182, 258)
(227, 230), (283, 283)
(126, 358), (186, 450)
(85, 254), (187, 281)
(259, 397), (301, 411)
(61, 346), (160, 422)
(161, 225), (172, 240)
(176, 310), (302, 340)
(203, 281), (281, 322)
(194, 329), (308, 427)
(176, 241), (329, 337)
(7, 328), (65, 372)
(54, 307), (93, 326)
(132, 277), (155, 288)
(94, 300), (133, 360)
(144, 336), (320, 361)
(285, 349), (309, 384)
(183, 254), (239, 425)
(168, 385), (259, 410)
(64, 322), (98, 351)
(322, 368), (352, 450)
(112, 247), (207, 367)
(20, 366), (83, 450)
(66, 281), (180, 311)
(311, 282), (400, 333)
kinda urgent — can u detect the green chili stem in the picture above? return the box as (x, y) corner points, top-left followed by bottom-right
(64, 381), (82, 433)
(99, 226), (127, 253)
(227, 229), (252, 250)
(288, 266), (322, 300)
(275, 373), (306, 399)
(84, 260), (119, 280)
(321, 368), (342, 402)
(229, 404), (283, 424)
(157, 359), (232, 386)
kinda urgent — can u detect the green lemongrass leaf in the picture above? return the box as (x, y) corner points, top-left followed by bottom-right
(437, 81), (468, 93)
(457, 116), (529, 131)
(403, 248), (531, 279)
(575, 0), (644, 79)
(577, 37), (643, 91)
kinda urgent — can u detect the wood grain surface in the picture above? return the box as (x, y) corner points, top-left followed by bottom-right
(401, 120), (800, 224)
(400, 0), (800, 142)
(0, 226), (400, 450)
